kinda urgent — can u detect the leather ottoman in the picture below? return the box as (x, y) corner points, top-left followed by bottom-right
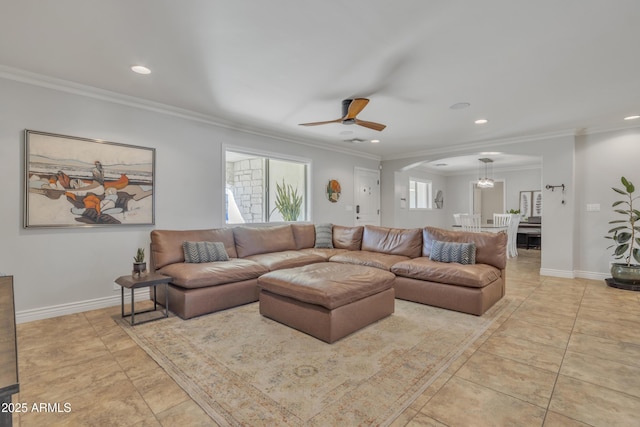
(257, 262), (395, 343)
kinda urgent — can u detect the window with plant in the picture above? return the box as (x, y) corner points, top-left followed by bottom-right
(225, 150), (308, 224)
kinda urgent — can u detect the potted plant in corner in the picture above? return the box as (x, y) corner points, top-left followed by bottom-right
(605, 176), (640, 290)
(132, 247), (147, 278)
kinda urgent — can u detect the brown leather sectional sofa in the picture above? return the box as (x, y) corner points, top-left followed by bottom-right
(150, 223), (507, 319)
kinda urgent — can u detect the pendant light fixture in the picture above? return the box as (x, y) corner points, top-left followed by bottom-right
(477, 158), (495, 188)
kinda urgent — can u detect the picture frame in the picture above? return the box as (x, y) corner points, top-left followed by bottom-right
(24, 130), (155, 228)
(532, 190), (542, 216)
(519, 191), (533, 217)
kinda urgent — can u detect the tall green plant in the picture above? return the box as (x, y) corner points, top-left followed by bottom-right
(271, 179), (303, 221)
(606, 176), (640, 266)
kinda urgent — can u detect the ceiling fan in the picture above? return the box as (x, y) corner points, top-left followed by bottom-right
(299, 98), (386, 131)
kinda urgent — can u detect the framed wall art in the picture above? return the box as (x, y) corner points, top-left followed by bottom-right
(532, 190), (542, 216)
(326, 179), (341, 203)
(24, 130), (155, 228)
(519, 191), (533, 217)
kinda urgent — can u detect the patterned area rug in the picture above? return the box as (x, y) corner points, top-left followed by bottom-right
(120, 298), (515, 426)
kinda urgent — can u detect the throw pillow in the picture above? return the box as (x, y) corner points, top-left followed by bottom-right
(314, 223), (334, 248)
(429, 240), (476, 265)
(183, 241), (229, 263)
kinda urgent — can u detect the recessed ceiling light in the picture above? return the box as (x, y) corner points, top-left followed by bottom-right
(371, 139), (380, 143)
(450, 102), (471, 110)
(131, 65), (151, 75)
(624, 115), (640, 120)
(474, 119), (489, 124)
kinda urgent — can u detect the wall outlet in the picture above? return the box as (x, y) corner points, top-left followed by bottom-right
(586, 203), (600, 212)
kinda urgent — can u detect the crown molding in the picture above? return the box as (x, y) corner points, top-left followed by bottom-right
(0, 65), (381, 161)
(574, 122), (640, 138)
(382, 122), (640, 162)
(381, 130), (576, 162)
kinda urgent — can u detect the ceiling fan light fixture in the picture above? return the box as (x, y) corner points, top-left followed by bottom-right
(299, 98), (386, 131)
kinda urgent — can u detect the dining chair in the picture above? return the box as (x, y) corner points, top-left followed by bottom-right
(507, 214), (521, 258)
(460, 213), (481, 232)
(493, 213), (512, 227)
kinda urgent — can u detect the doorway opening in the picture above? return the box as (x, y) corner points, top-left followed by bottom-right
(471, 180), (505, 225)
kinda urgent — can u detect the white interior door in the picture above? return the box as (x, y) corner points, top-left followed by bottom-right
(354, 167), (380, 226)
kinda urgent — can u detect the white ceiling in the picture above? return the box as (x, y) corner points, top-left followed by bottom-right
(1, 0), (639, 167)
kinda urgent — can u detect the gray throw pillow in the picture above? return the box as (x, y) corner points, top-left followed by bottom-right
(429, 240), (476, 265)
(314, 223), (334, 248)
(183, 241), (229, 263)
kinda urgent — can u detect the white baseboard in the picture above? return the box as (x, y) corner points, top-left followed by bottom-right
(539, 268), (575, 279)
(540, 268), (609, 281)
(16, 289), (151, 324)
(574, 270), (609, 281)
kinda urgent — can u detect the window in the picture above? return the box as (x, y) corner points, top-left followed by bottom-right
(225, 150), (309, 224)
(409, 178), (432, 209)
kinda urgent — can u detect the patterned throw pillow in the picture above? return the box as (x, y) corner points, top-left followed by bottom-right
(314, 223), (334, 248)
(183, 241), (229, 263)
(429, 240), (476, 265)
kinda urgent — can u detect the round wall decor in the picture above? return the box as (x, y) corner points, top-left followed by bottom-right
(327, 179), (341, 203)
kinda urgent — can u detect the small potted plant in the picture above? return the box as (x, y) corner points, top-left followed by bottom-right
(605, 176), (640, 288)
(132, 247), (147, 278)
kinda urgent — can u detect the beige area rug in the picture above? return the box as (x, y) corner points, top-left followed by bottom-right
(120, 298), (516, 426)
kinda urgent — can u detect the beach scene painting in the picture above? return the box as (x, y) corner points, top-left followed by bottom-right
(25, 130), (155, 227)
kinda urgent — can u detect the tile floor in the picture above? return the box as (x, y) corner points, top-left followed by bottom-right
(11, 250), (640, 426)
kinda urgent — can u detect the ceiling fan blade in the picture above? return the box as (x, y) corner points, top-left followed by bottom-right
(355, 119), (386, 131)
(344, 98), (369, 119)
(299, 118), (342, 126)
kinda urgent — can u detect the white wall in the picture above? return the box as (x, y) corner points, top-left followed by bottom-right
(0, 77), (378, 319)
(393, 168), (449, 229)
(575, 128), (640, 278)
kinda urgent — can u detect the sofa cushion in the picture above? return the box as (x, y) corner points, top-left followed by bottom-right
(361, 225), (423, 257)
(391, 257), (501, 288)
(258, 263), (395, 310)
(423, 227), (507, 270)
(429, 240), (476, 265)
(314, 223), (334, 248)
(291, 223), (316, 249)
(299, 247), (349, 260)
(151, 228), (237, 269)
(330, 250), (410, 271)
(233, 225), (297, 258)
(157, 258), (268, 289)
(332, 225), (364, 250)
(244, 250), (325, 271)
(183, 241), (229, 263)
